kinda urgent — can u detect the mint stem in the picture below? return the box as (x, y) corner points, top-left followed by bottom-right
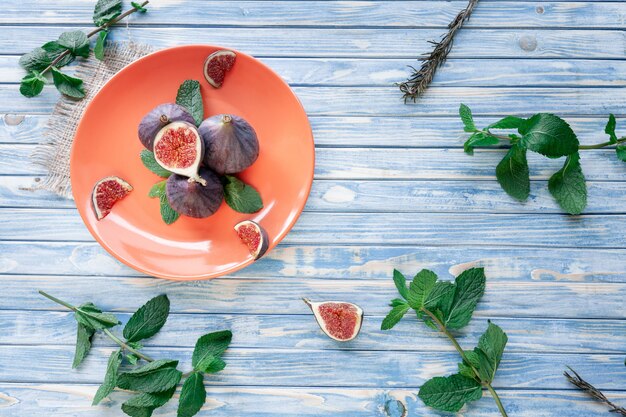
(39, 290), (154, 363)
(103, 329), (154, 363)
(39, 0), (150, 77)
(485, 131), (626, 150)
(420, 307), (509, 417)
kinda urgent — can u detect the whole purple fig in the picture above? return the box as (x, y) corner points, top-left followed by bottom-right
(166, 168), (224, 218)
(198, 114), (259, 174)
(138, 103), (196, 150)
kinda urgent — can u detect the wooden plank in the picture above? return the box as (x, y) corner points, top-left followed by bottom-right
(3, 310), (626, 354)
(5, 56), (626, 87)
(0, 345), (623, 389)
(4, 145), (626, 181)
(2, 114), (621, 147)
(3, 275), (625, 319)
(2, 209), (626, 247)
(2, 1), (626, 28)
(1, 384), (623, 417)
(1, 241), (625, 283)
(2, 27), (626, 58)
(4, 176), (626, 214)
(2, 84), (626, 116)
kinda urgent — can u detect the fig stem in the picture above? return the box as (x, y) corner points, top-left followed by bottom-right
(39, 1), (150, 77)
(302, 298), (313, 308)
(188, 176), (208, 186)
(222, 115), (232, 124)
(159, 114), (169, 124)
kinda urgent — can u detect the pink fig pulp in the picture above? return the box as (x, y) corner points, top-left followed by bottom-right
(303, 299), (363, 342)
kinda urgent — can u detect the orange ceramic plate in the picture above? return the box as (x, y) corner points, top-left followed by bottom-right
(70, 45), (314, 280)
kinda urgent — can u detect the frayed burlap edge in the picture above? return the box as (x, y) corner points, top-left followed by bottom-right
(31, 42), (155, 199)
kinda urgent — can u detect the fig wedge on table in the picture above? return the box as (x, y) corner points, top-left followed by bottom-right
(303, 299), (363, 342)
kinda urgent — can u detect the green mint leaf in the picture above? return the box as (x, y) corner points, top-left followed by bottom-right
(41, 41), (75, 67)
(200, 356), (226, 374)
(94, 0), (122, 26)
(381, 303), (410, 330)
(459, 104), (476, 132)
(126, 353), (140, 365)
(458, 361), (477, 380)
(192, 330), (232, 371)
(123, 294), (170, 343)
(444, 268), (486, 330)
(487, 116), (526, 130)
(20, 71), (47, 98)
(57, 31), (90, 58)
(418, 374), (482, 412)
(548, 152), (587, 214)
(160, 194), (180, 225)
(122, 387), (176, 416)
(177, 372), (206, 417)
(474, 348), (495, 383)
(473, 321), (508, 383)
(407, 269), (438, 310)
(140, 150), (172, 178)
(51, 67), (85, 99)
(72, 323), (95, 368)
(94, 30), (108, 61)
(148, 180), (167, 198)
(132, 2), (148, 13)
(463, 132), (499, 155)
(605, 114), (618, 144)
(117, 359), (182, 393)
(463, 350), (481, 369)
(519, 113), (579, 158)
(176, 80), (204, 126)
(75, 302), (120, 330)
(389, 298), (407, 307)
(223, 175), (263, 214)
(20, 44), (74, 72)
(93, 350), (122, 405)
(424, 281), (455, 314)
(392, 269), (409, 300)
(616, 146), (626, 162)
(495, 143), (530, 201)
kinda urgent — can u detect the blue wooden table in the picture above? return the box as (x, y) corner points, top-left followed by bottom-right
(1, 1), (626, 416)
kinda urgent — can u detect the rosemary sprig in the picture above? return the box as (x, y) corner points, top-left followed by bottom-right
(564, 367), (626, 416)
(399, 0), (479, 102)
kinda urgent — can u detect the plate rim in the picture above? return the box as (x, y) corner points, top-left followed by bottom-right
(70, 44), (315, 281)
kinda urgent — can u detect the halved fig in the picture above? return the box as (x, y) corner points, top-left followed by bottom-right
(203, 50), (236, 88)
(138, 103), (195, 150)
(91, 176), (133, 220)
(153, 121), (206, 185)
(234, 220), (268, 259)
(199, 114), (259, 174)
(166, 168), (224, 218)
(303, 299), (363, 342)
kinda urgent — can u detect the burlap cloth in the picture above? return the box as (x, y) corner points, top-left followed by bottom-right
(31, 42), (155, 198)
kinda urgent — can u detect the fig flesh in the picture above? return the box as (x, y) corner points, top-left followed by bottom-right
(166, 168), (224, 218)
(153, 121), (206, 185)
(234, 220), (268, 259)
(138, 103), (195, 150)
(203, 50), (236, 88)
(303, 299), (363, 342)
(91, 176), (133, 220)
(199, 114), (259, 174)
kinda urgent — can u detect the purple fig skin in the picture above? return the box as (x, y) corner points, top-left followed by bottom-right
(166, 168), (224, 218)
(138, 103), (196, 150)
(198, 114), (260, 174)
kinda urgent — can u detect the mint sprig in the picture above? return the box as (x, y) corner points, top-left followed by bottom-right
(459, 104), (626, 214)
(382, 268), (509, 416)
(18, 0), (149, 98)
(39, 291), (232, 417)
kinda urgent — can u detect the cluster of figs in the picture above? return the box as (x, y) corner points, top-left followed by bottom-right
(138, 103), (259, 218)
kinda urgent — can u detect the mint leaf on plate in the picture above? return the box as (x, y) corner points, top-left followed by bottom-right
(140, 150), (172, 178)
(176, 80), (204, 126)
(159, 194), (180, 225)
(223, 175), (263, 214)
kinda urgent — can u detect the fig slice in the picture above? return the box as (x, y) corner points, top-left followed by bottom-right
(153, 121), (206, 185)
(234, 220), (268, 259)
(138, 103), (195, 150)
(203, 50), (236, 88)
(91, 176), (133, 220)
(166, 168), (224, 218)
(303, 299), (363, 342)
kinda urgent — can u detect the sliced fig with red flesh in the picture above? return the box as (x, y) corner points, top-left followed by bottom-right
(138, 103), (195, 150)
(303, 299), (363, 342)
(153, 121), (206, 185)
(91, 176), (133, 220)
(234, 220), (268, 259)
(203, 50), (236, 88)
(199, 114), (259, 174)
(166, 168), (224, 218)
